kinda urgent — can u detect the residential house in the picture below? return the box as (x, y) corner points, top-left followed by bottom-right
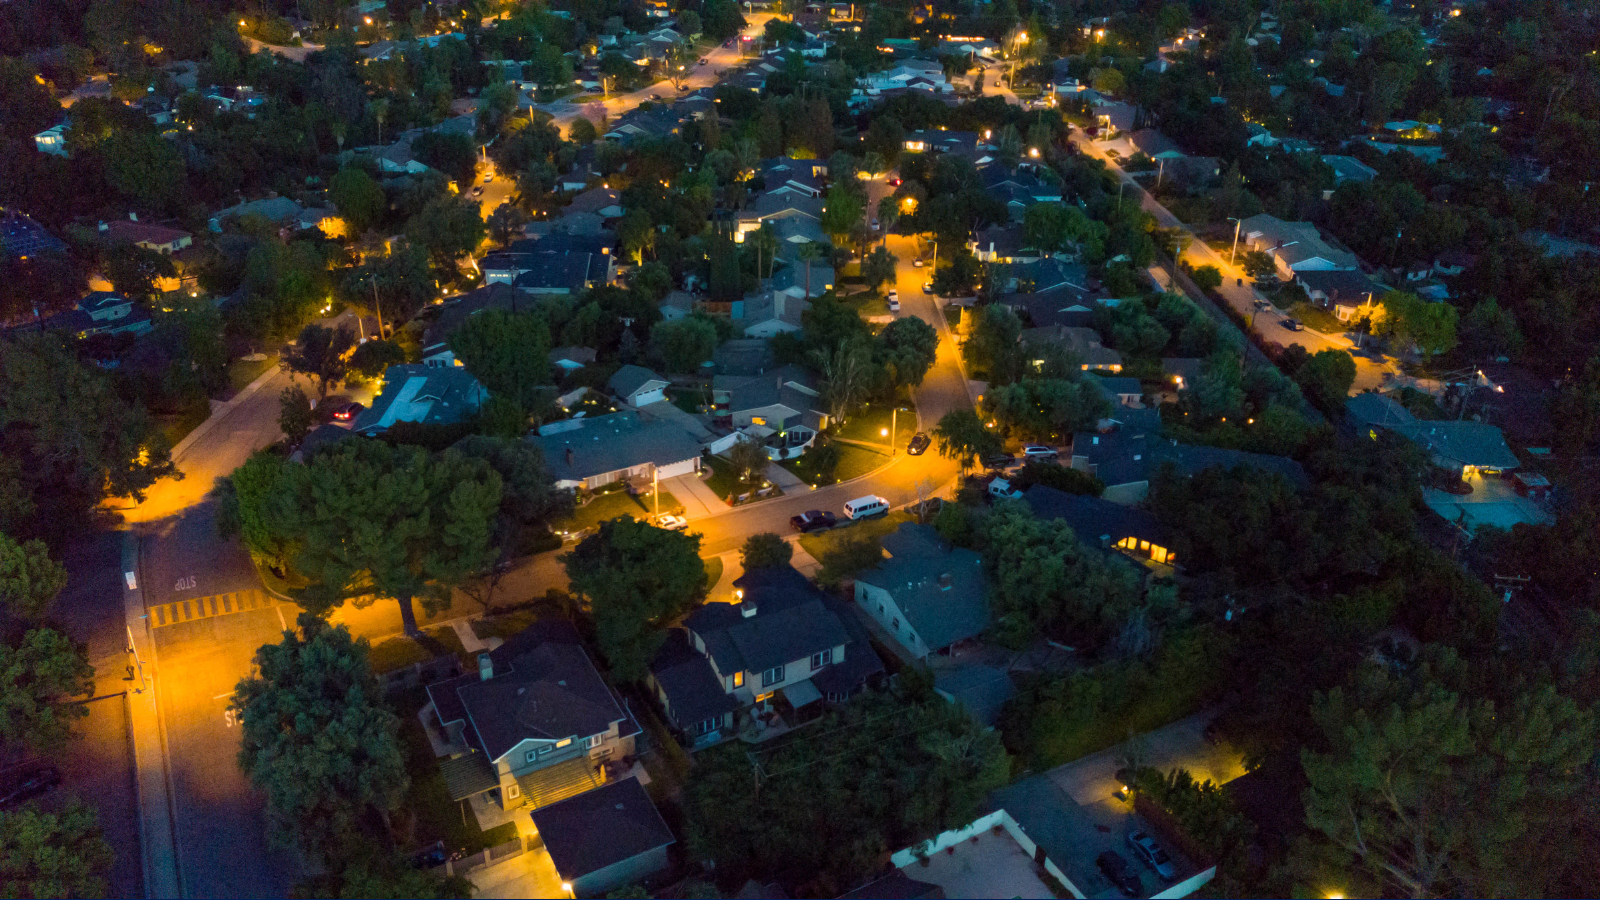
(647, 565), (884, 747)
(901, 129), (982, 155)
(732, 291), (809, 338)
(1094, 101), (1137, 138)
(565, 186), (624, 218)
(711, 365), (827, 457)
(971, 223), (1041, 264)
(423, 620), (641, 814)
(858, 60), (950, 97)
(16, 290), (153, 339)
(98, 216), (193, 256)
(1, 208), (67, 259)
(1020, 325), (1124, 372)
(421, 284), (526, 367)
(1433, 251), (1477, 277)
(933, 665), (1016, 728)
(1345, 392), (1519, 478)
(1006, 287), (1098, 330)
(978, 165), (1063, 220)
(351, 364), (489, 435)
(938, 36), (999, 59)
(529, 778), (674, 899)
(608, 365), (670, 407)
(855, 523), (990, 660)
(604, 104), (684, 142)
(1125, 128), (1186, 160)
(1238, 213), (1360, 281)
(1023, 485), (1176, 566)
(1245, 123), (1278, 147)
(758, 157), (828, 199)
(360, 129), (434, 175)
(1322, 154), (1378, 184)
(1090, 374), (1144, 408)
(735, 192), (826, 244)
(531, 410), (703, 490)
(1070, 427), (1308, 503)
(549, 346), (597, 372)
(208, 196), (335, 234)
(767, 260), (834, 299)
(1161, 358), (1203, 391)
(479, 251), (610, 295)
(34, 123), (68, 156)
(1294, 269), (1386, 321)
(509, 232), (617, 258)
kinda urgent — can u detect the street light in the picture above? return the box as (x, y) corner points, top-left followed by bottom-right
(1227, 216), (1242, 265)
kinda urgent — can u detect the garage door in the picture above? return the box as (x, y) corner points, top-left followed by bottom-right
(656, 457), (699, 479)
(633, 387), (666, 406)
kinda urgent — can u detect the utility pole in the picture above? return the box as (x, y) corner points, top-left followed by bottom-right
(1228, 216), (1242, 265)
(369, 274), (386, 338)
(653, 466), (660, 518)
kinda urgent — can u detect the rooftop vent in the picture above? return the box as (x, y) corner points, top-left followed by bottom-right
(740, 600), (758, 618)
(478, 652), (493, 681)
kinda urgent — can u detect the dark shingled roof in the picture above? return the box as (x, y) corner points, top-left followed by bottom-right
(687, 567), (852, 674)
(529, 777), (674, 881)
(1071, 429), (1308, 489)
(1023, 485), (1171, 549)
(649, 630), (740, 727)
(427, 619), (636, 763)
(858, 524), (990, 651)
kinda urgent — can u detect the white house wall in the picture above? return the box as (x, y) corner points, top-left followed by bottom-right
(854, 582), (928, 659)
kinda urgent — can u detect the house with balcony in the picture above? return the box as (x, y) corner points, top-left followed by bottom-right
(422, 620), (642, 815)
(855, 524), (990, 661)
(647, 566), (884, 748)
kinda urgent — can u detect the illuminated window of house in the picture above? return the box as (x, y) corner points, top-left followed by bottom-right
(732, 670), (744, 689)
(1139, 540), (1151, 553)
(1152, 546), (1168, 564)
(751, 416), (766, 425)
(555, 738), (573, 749)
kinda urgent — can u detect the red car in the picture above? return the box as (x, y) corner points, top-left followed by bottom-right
(332, 402), (364, 422)
(888, 177), (903, 187)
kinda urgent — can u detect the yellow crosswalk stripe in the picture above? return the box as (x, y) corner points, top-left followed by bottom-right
(150, 590), (271, 628)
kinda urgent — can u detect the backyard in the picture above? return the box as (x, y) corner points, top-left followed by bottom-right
(394, 691), (521, 856)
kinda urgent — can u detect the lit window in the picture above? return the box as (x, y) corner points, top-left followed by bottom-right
(732, 670), (744, 688)
(555, 738), (573, 749)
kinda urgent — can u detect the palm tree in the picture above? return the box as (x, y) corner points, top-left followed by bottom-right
(370, 97), (390, 145)
(795, 241), (822, 298)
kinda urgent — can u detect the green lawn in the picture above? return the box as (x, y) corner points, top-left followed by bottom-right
(368, 625), (469, 673)
(834, 405), (918, 447)
(558, 488), (681, 533)
(396, 708), (521, 855)
(156, 402), (211, 449)
(703, 556), (724, 592)
(779, 441), (891, 487)
(1288, 302), (1349, 336)
(667, 386), (707, 415)
(702, 455), (745, 501)
(797, 509), (914, 561)
(471, 607), (544, 642)
(225, 353), (278, 398)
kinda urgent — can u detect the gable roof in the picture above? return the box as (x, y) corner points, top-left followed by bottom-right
(1127, 128), (1185, 159)
(858, 523), (989, 650)
(422, 283), (523, 356)
(529, 778), (674, 881)
(648, 629), (742, 726)
(352, 364), (486, 434)
(686, 566), (853, 673)
(1023, 485), (1171, 549)
(1072, 428), (1308, 488)
(100, 219), (192, 247)
(609, 364), (667, 399)
(511, 252), (605, 292)
(426, 619), (635, 762)
(530, 411), (703, 484)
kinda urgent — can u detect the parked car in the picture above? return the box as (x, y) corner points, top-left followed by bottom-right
(1280, 318), (1304, 332)
(871, 219), (879, 229)
(888, 177), (902, 187)
(331, 401), (364, 422)
(789, 510), (836, 532)
(912, 258), (924, 267)
(1127, 831), (1177, 879)
(923, 280), (934, 293)
(1253, 299), (1271, 311)
(1022, 444), (1058, 461)
(988, 476), (1023, 500)
(408, 841), (447, 871)
(983, 453), (1019, 471)
(653, 514), (688, 531)
(0, 764), (60, 809)
(484, 173), (494, 183)
(698, 57), (708, 64)
(1096, 850), (1142, 897)
(907, 432), (931, 455)
(471, 186), (483, 196)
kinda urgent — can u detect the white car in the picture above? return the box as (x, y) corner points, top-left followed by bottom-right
(1023, 444), (1058, 461)
(653, 514), (688, 531)
(912, 258), (925, 268)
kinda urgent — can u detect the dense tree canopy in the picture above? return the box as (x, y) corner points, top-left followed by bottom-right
(562, 518), (705, 681)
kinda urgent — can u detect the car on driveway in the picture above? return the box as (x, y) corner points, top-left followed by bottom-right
(912, 258), (924, 267)
(923, 280), (934, 293)
(887, 289), (899, 311)
(653, 514), (688, 531)
(0, 764), (61, 809)
(332, 401), (364, 422)
(471, 186), (483, 196)
(1127, 831), (1177, 879)
(907, 432), (930, 455)
(1096, 850), (1142, 897)
(983, 453), (1019, 471)
(789, 510), (836, 532)
(1022, 444), (1059, 461)
(1280, 318), (1304, 332)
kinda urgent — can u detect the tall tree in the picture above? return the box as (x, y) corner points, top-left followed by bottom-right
(405, 193), (486, 267)
(649, 316), (720, 375)
(741, 533), (793, 570)
(279, 386), (314, 445)
(486, 202), (529, 248)
(329, 167), (387, 233)
(933, 409), (1001, 473)
(448, 309), (552, 412)
(0, 533), (67, 622)
(562, 518), (706, 681)
(282, 324), (356, 402)
(233, 614), (407, 850)
(812, 339), (872, 425)
(0, 799), (114, 899)
(0, 627), (94, 753)
(0, 334), (175, 538)
(876, 317), (939, 388)
(862, 245), (897, 290)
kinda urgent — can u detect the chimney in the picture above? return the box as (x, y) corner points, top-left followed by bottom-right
(1099, 534), (1112, 548)
(477, 652), (493, 681)
(565, 446), (575, 467)
(740, 599), (758, 618)
(97, 221), (108, 232)
(773, 290), (785, 319)
(128, 211), (138, 222)
(938, 573), (952, 590)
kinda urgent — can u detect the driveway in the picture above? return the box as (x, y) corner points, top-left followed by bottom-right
(1046, 710), (1246, 806)
(469, 844), (563, 899)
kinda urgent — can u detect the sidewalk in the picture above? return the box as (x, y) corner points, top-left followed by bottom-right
(121, 531), (184, 899)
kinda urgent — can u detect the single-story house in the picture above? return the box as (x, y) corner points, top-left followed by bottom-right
(423, 620), (641, 812)
(352, 364), (489, 435)
(647, 566), (883, 748)
(421, 283), (525, 366)
(732, 292), (808, 339)
(1294, 269), (1386, 321)
(1126, 128), (1186, 160)
(1020, 325), (1123, 372)
(1094, 102), (1137, 138)
(712, 366), (827, 458)
(530, 411), (703, 490)
(479, 251), (609, 295)
(1239, 213), (1360, 280)
(971, 224), (1042, 264)
(1023, 485), (1176, 566)
(1089, 374), (1144, 407)
(1345, 392), (1519, 477)
(98, 216), (193, 255)
(855, 523), (989, 660)
(565, 186), (624, 218)
(1070, 427), (1307, 504)
(1322, 154), (1378, 184)
(528, 777), (673, 897)
(13, 290), (153, 339)
(609, 365), (669, 407)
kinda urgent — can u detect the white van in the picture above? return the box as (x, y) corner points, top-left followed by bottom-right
(988, 477), (1023, 500)
(843, 495), (890, 520)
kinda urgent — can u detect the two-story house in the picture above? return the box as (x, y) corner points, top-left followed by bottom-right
(854, 524), (990, 661)
(423, 620), (642, 814)
(647, 566), (884, 748)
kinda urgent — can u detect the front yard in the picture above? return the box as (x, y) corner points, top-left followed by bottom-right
(368, 625), (470, 674)
(1287, 301), (1348, 335)
(779, 439), (891, 487)
(796, 509), (916, 562)
(833, 404), (919, 447)
(557, 486), (681, 533)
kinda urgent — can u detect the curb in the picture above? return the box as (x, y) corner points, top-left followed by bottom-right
(169, 363), (281, 462)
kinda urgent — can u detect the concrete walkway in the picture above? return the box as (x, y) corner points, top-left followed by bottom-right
(469, 843), (563, 899)
(664, 473), (722, 519)
(765, 461), (807, 490)
(121, 532), (184, 899)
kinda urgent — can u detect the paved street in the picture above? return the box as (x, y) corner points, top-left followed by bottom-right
(1067, 128), (1394, 394)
